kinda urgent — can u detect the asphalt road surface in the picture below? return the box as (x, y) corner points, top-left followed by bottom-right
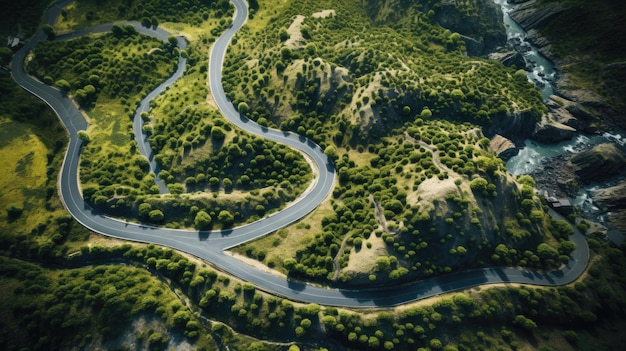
(10, 0), (589, 307)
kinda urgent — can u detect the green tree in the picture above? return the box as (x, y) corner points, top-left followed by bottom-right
(6, 203), (23, 218)
(139, 203), (152, 218)
(402, 105), (411, 115)
(211, 126), (226, 140)
(237, 101), (249, 114)
(513, 315), (537, 331)
(558, 241), (576, 256)
(368, 336), (380, 348)
(218, 210), (234, 227)
(54, 79), (71, 94)
(77, 130), (90, 143)
(375, 256), (391, 271)
(194, 210), (212, 230)
(223, 178), (233, 192)
(149, 209), (164, 222)
(168, 36), (178, 47)
(42, 24), (55, 39)
(324, 145), (338, 161)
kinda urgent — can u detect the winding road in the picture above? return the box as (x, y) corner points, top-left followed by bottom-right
(10, 0), (589, 308)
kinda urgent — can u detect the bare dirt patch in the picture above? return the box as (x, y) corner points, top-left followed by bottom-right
(341, 235), (387, 278)
(226, 251), (287, 278)
(311, 10), (335, 19)
(285, 15), (306, 49)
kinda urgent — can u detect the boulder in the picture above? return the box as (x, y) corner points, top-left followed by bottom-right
(532, 113), (576, 142)
(488, 50), (526, 69)
(569, 143), (626, 182)
(489, 134), (519, 161)
(545, 96), (583, 130)
(592, 181), (626, 234)
(592, 181), (626, 210)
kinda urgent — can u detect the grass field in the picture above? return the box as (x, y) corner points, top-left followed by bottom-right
(0, 117), (49, 233)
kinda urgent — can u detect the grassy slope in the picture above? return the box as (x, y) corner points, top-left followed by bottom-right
(28, 0), (312, 229)
(225, 0), (564, 286)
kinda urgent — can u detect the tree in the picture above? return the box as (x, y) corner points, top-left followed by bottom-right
(42, 24), (55, 39)
(223, 178), (233, 192)
(77, 130), (90, 143)
(218, 210), (234, 227)
(211, 126), (225, 140)
(237, 101), (249, 114)
(324, 145), (338, 161)
(429, 339), (443, 349)
(168, 36), (178, 47)
(6, 203), (23, 218)
(279, 28), (289, 42)
(149, 209), (164, 222)
(402, 105), (411, 116)
(139, 203), (152, 218)
(375, 256), (391, 271)
(513, 314), (537, 331)
(141, 17), (151, 27)
(194, 210), (212, 230)
(368, 336), (380, 348)
(420, 107), (432, 118)
(54, 79), (71, 94)
(111, 24), (125, 37)
(558, 241), (576, 256)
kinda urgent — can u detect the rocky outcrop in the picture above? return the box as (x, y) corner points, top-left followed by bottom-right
(530, 155), (577, 198)
(593, 182), (626, 211)
(557, 72), (626, 130)
(592, 181), (626, 234)
(431, 0), (506, 55)
(532, 113), (575, 143)
(569, 143), (626, 182)
(509, 0), (567, 31)
(486, 109), (538, 143)
(530, 144), (626, 200)
(544, 95), (597, 133)
(365, 0), (507, 55)
(490, 134), (519, 161)
(488, 50), (526, 69)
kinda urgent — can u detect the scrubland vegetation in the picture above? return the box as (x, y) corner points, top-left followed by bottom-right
(2, 231), (625, 350)
(224, 0), (563, 285)
(2, 0), (626, 350)
(27, 0), (312, 229)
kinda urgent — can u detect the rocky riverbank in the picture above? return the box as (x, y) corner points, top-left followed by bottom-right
(507, 0), (625, 131)
(529, 143), (626, 198)
(499, 0), (626, 234)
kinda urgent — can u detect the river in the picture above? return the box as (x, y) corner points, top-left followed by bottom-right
(493, 0), (556, 100)
(493, 0), (626, 223)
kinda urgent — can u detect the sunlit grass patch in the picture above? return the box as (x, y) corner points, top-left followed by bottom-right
(0, 118), (49, 232)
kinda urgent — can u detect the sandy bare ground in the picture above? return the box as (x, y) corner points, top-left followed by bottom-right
(285, 15), (306, 49)
(225, 251), (288, 278)
(312, 10), (335, 19)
